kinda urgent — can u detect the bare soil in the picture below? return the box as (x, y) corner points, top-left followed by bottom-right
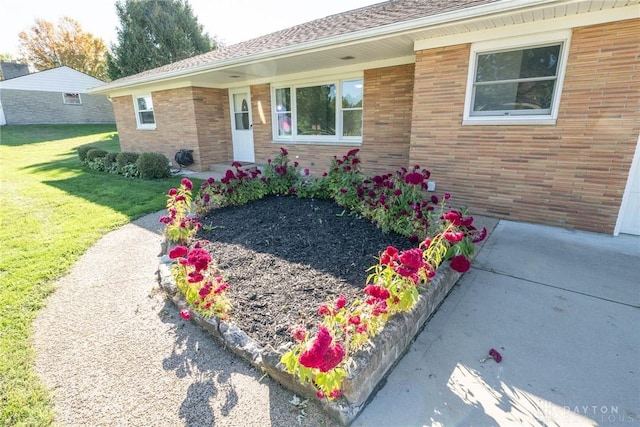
(198, 195), (413, 349)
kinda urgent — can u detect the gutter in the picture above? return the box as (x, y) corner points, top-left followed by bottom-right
(89, 0), (573, 94)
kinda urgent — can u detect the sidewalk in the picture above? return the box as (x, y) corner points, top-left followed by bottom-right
(354, 221), (640, 426)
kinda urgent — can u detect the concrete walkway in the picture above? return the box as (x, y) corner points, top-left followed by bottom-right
(33, 207), (639, 426)
(355, 221), (640, 426)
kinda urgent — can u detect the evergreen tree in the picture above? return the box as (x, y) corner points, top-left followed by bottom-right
(107, 0), (215, 80)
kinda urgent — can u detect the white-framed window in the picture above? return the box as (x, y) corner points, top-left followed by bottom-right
(463, 31), (571, 125)
(134, 94), (156, 130)
(272, 77), (363, 143)
(63, 93), (81, 105)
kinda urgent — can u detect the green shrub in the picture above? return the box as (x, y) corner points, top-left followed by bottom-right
(136, 152), (171, 179)
(85, 149), (108, 161)
(116, 152), (140, 172)
(77, 144), (98, 162)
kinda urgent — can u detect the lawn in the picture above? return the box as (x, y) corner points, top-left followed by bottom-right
(0, 125), (196, 426)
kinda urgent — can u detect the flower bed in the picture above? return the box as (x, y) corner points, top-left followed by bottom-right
(157, 149), (489, 424)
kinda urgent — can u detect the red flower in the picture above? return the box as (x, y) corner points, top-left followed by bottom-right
(298, 326), (345, 372)
(450, 255), (471, 273)
(198, 282), (212, 298)
(186, 248), (212, 272)
(280, 147), (288, 156)
(290, 325), (306, 342)
(404, 172), (424, 185)
(364, 285), (390, 301)
(318, 304), (332, 316)
(231, 161), (242, 168)
(188, 271), (204, 283)
(472, 227), (488, 243)
(489, 348), (503, 363)
(181, 178), (193, 191)
(168, 188), (178, 196)
(180, 309), (192, 320)
(329, 389), (341, 399)
(348, 315), (361, 325)
(443, 211), (462, 226)
(444, 231), (465, 243)
(431, 195), (439, 204)
(335, 294), (347, 310)
(168, 246), (188, 259)
(380, 246), (399, 265)
(214, 283), (229, 294)
(399, 248), (423, 270)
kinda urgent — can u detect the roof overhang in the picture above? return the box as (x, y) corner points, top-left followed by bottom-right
(89, 0), (639, 96)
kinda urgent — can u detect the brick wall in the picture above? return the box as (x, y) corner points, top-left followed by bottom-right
(112, 87), (231, 171)
(361, 64), (414, 175)
(1, 89), (114, 124)
(409, 19), (639, 233)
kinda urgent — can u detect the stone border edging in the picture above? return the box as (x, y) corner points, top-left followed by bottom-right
(157, 259), (464, 425)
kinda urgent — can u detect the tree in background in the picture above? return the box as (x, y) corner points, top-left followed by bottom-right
(18, 17), (109, 81)
(107, 0), (216, 80)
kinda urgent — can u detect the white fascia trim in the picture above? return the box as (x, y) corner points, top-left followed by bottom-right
(89, 0), (566, 95)
(414, 5), (639, 51)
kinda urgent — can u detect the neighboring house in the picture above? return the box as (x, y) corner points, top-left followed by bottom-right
(89, 0), (639, 235)
(0, 66), (115, 125)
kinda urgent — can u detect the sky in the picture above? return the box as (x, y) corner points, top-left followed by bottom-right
(1, 0), (383, 58)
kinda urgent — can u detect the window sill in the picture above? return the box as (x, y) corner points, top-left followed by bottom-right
(136, 126), (157, 131)
(462, 117), (557, 126)
(272, 139), (362, 147)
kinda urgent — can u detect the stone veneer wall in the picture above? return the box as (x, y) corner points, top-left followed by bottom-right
(409, 18), (640, 234)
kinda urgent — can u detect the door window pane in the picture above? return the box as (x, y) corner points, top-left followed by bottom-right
(233, 94), (250, 130)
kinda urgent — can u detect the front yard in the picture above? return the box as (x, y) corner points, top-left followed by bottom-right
(0, 125), (194, 425)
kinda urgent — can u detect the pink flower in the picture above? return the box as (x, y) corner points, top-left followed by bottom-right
(168, 188), (178, 196)
(180, 309), (191, 320)
(316, 391), (325, 399)
(444, 192), (451, 200)
(188, 271), (204, 283)
(329, 389), (341, 399)
(450, 255), (471, 273)
(348, 315), (361, 325)
(335, 294), (347, 310)
(181, 178), (193, 191)
(168, 246), (188, 259)
(280, 147), (288, 156)
(318, 304), (332, 316)
(231, 161), (242, 168)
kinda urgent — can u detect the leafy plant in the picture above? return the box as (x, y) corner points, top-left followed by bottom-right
(262, 147), (300, 195)
(85, 148), (108, 161)
(136, 152), (171, 179)
(196, 162), (266, 212)
(160, 178), (201, 244)
(115, 152), (140, 172)
(168, 244), (231, 319)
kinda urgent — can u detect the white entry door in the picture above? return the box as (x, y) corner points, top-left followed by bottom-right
(616, 134), (640, 235)
(229, 88), (255, 162)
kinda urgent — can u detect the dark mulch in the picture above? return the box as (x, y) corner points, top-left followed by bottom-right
(198, 195), (413, 349)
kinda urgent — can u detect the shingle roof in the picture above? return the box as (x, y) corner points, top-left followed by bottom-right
(105, 0), (499, 88)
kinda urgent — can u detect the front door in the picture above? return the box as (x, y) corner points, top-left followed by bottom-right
(229, 88), (255, 162)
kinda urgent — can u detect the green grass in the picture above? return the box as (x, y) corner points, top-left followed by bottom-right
(0, 125), (199, 426)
